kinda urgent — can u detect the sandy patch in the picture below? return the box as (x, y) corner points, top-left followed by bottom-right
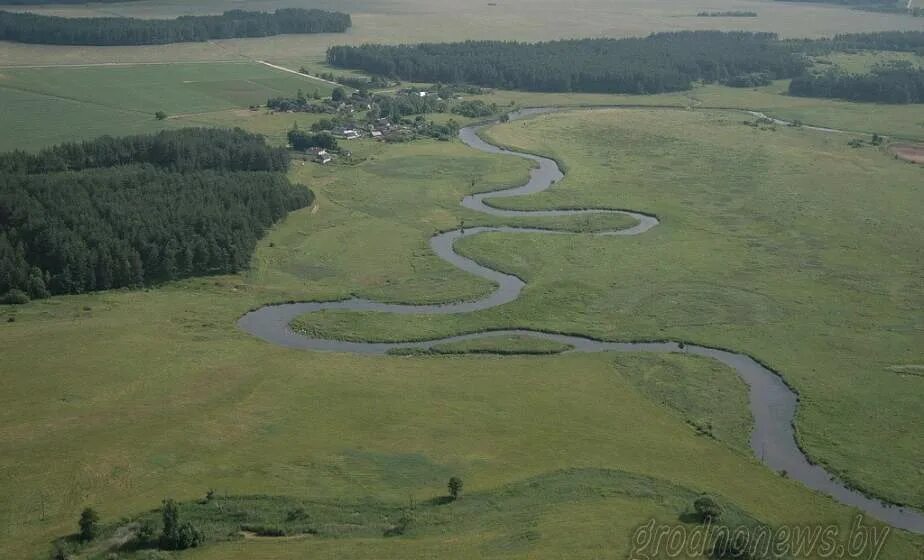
(888, 143), (924, 164)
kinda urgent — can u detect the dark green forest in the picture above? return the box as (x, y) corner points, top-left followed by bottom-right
(790, 65), (924, 102)
(820, 31), (924, 53)
(0, 130), (313, 303)
(0, 8), (350, 46)
(326, 32), (807, 94)
(0, 128), (291, 175)
(327, 31), (924, 102)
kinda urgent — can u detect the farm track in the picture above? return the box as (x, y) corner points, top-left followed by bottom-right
(238, 107), (924, 534)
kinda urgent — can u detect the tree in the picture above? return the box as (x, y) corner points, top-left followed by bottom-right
(448, 476), (463, 500)
(0, 128), (311, 301)
(78, 507), (99, 542)
(331, 87), (347, 102)
(154, 111), (167, 120)
(159, 498), (203, 550)
(693, 495), (723, 522)
(0, 9), (352, 47)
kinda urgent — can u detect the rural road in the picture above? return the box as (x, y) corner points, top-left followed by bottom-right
(238, 107), (924, 534)
(255, 60), (344, 87)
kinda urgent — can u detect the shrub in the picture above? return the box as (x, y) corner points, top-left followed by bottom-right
(448, 476), (463, 500)
(286, 506), (309, 521)
(693, 495), (723, 522)
(136, 519), (158, 546)
(383, 513), (413, 537)
(159, 499), (203, 550)
(241, 525), (287, 537)
(1, 289), (30, 305)
(78, 508), (99, 542)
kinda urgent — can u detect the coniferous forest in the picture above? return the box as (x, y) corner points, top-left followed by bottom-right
(0, 8), (351, 46)
(790, 65), (924, 103)
(0, 129), (313, 303)
(327, 31), (924, 103)
(327, 32), (808, 94)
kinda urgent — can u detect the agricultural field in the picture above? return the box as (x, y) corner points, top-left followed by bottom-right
(1, 0), (923, 69)
(0, 61), (334, 151)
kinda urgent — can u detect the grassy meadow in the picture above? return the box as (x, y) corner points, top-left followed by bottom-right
(2, 109), (923, 558)
(291, 109), (924, 512)
(0, 61), (334, 151)
(0, 3), (922, 557)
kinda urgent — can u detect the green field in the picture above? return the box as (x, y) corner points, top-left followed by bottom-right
(4, 58), (924, 154)
(291, 109), (924, 512)
(2, 107), (923, 559)
(812, 50), (924, 73)
(0, 61), (334, 151)
(1, 3), (923, 558)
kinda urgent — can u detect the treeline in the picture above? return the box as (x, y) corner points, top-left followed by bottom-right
(696, 11), (758, 16)
(374, 94), (445, 119)
(0, 129), (313, 302)
(790, 65), (924, 103)
(823, 31), (924, 53)
(0, 128), (290, 174)
(327, 32), (807, 94)
(287, 130), (339, 151)
(0, 8), (350, 46)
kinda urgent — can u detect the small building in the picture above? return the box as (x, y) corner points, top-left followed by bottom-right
(334, 127), (362, 140)
(306, 147), (333, 164)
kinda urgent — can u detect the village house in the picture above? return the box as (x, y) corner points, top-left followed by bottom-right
(306, 147), (333, 164)
(333, 127), (362, 140)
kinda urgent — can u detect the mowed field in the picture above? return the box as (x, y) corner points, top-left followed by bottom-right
(1, 109), (922, 559)
(0, 61), (334, 151)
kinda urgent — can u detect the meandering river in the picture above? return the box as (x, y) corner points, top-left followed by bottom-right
(239, 108), (924, 534)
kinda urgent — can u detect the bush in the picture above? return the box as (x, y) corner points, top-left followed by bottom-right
(451, 100), (497, 117)
(159, 499), (203, 550)
(1, 289), (29, 305)
(383, 513), (413, 537)
(693, 495), (723, 522)
(286, 506), (309, 521)
(135, 519), (158, 547)
(241, 525), (286, 537)
(78, 508), (100, 542)
(448, 476), (463, 500)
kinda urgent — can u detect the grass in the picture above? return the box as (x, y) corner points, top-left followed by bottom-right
(3, 0), (923, 71)
(0, 61), (333, 151)
(2, 107), (923, 558)
(429, 335), (574, 355)
(812, 50), (924, 73)
(62, 468), (771, 559)
(290, 108), (924, 511)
